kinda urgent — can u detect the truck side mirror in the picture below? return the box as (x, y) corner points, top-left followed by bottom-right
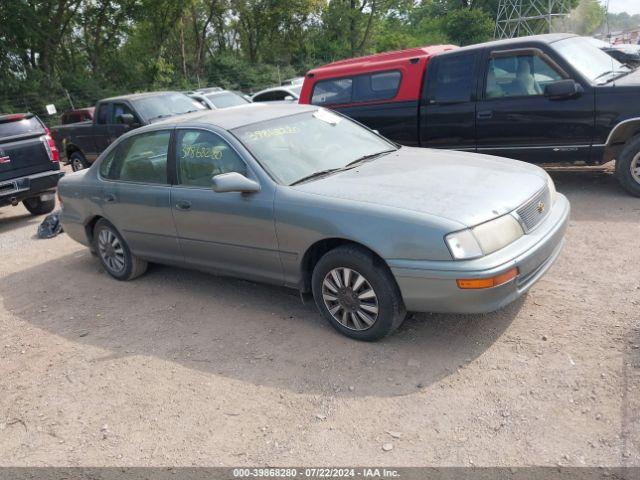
(117, 113), (139, 128)
(544, 80), (583, 100)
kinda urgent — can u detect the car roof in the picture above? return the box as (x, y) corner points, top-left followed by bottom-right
(151, 103), (317, 130)
(446, 33), (577, 54)
(100, 91), (186, 103)
(307, 45), (457, 77)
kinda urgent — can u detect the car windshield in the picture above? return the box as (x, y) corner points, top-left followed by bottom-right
(552, 37), (630, 84)
(133, 93), (205, 121)
(206, 92), (249, 109)
(232, 109), (397, 186)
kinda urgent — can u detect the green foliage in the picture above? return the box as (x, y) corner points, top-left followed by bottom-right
(0, 0), (501, 119)
(442, 8), (495, 46)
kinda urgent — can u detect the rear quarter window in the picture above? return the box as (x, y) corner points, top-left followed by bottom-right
(0, 117), (45, 138)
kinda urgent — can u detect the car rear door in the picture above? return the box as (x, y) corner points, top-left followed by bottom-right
(474, 46), (594, 163)
(0, 115), (56, 183)
(419, 50), (481, 151)
(98, 129), (182, 264)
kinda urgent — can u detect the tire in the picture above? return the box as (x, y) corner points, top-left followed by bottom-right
(93, 219), (147, 281)
(615, 135), (640, 197)
(311, 245), (406, 341)
(70, 151), (89, 172)
(22, 196), (55, 216)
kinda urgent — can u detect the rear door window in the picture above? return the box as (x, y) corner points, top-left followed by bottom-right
(0, 116), (45, 138)
(426, 53), (478, 104)
(103, 130), (170, 184)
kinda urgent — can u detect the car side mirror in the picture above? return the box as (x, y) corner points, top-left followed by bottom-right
(211, 172), (260, 194)
(284, 95), (295, 101)
(544, 80), (583, 100)
(117, 113), (140, 128)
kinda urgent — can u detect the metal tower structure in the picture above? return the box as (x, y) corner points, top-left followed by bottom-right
(495, 0), (573, 39)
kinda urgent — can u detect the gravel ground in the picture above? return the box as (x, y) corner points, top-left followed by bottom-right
(0, 169), (638, 467)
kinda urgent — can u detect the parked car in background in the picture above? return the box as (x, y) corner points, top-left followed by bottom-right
(51, 91), (204, 171)
(197, 86), (224, 94)
(0, 113), (63, 215)
(58, 104), (569, 341)
(189, 90), (251, 110)
(281, 77), (305, 86)
(587, 38), (640, 68)
(300, 34), (640, 197)
(251, 85), (301, 103)
(60, 107), (94, 125)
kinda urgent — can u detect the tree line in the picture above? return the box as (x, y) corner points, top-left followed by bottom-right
(0, 0), (618, 119)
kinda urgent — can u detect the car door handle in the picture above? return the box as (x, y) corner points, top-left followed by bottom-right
(104, 194), (116, 203)
(175, 200), (191, 211)
(477, 110), (493, 120)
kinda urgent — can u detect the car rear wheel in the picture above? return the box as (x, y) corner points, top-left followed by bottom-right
(70, 152), (89, 172)
(311, 245), (406, 341)
(22, 196), (55, 216)
(93, 219), (147, 281)
(616, 136), (640, 197)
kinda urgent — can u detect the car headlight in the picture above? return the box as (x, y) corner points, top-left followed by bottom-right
(546, 174), (557, 203)
(445, 214), (524, 260)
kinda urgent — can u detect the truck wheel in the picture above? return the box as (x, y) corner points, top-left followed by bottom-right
(70, 152), (89, 172)
(616, 136), (640, 197)
(311, 245), (406, 341)
(93, 219), (147, 281)
(22, 197), (55, 216)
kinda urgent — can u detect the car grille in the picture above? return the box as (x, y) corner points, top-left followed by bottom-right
(516, 185), (551, 232)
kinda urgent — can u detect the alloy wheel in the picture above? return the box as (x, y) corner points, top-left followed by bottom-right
(631, 152), (640, 184)
(98, 228), (126, 273)
(321, 267), (379, 331)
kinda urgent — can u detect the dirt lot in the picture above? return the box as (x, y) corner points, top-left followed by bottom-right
(0, 169), (638, 467)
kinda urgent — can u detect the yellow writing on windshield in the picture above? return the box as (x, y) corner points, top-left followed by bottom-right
(245, 126), (298, 141)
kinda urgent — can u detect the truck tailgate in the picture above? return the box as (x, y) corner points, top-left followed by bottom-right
(0, 115), (55, 182)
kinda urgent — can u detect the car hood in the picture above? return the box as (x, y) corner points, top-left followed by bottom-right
(292, 147), (547, 228)
(612, 67), (640, 87)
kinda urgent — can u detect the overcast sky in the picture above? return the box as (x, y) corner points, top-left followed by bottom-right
(604, 0), (640, 15)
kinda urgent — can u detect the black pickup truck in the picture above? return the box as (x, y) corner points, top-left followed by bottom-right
(51, 91), (204, 171)
(301, 34), (640, 197)
(0, 113), (63, 215)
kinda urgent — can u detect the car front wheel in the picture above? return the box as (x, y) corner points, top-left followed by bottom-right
(93, 219), (147, 281)
(616, 135), (640, 197)
(311, 245), (406, 341)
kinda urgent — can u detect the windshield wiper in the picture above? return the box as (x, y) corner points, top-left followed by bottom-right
(290, 168), (342, 186)
(289, 149), (396, 186)
(594, 69), (630, 83)
(343, 149), (396, 169)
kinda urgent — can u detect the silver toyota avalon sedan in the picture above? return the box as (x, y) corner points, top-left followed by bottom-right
(58, 104), (570, 341)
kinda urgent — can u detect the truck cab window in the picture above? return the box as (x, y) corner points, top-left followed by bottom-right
(96, 104), (109, 124)
(427, 53), (477, 104)
(486, 54), (563, 99)
(113, 103), (138, 124)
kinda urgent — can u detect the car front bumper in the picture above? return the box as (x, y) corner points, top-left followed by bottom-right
(388, 193), (570, 314)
